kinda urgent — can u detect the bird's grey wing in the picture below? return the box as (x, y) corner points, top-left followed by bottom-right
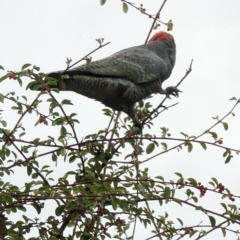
(66, 47), (165, 84)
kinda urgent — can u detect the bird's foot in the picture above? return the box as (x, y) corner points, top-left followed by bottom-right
(164, 86), (182, 99)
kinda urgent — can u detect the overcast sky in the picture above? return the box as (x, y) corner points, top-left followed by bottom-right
(1, 1), (240, 239)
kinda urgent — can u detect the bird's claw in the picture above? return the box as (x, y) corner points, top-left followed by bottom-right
(165, 86), (182, 99)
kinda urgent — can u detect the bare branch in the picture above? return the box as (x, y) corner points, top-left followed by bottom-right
(142, 59), (193, 126)
(144, 0), (169, 44)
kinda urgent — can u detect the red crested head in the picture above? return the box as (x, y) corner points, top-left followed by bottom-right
(148, 31), (174, 43)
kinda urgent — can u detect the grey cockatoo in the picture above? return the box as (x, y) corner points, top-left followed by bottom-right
(32, 31), (179, 131)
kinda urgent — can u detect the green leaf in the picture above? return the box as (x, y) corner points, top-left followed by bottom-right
(229, 204), (237, 212)
(122, 2), (128, 13)
(26, 81), (40, 90)
(51, 88), (59, 93)
(0, 120), (7, 127)
(209, 131), (218, 140)
(70, 211), (79, 223)
(33, 65), (40, 71)
(27, 166), (32, 176)
(188, 178), (197, 186)
(155, 175), (164, 181)
(0, 74), (9, 82)
(175, 172), (183, 178)
(138, 100), (144, 108)
(223, 151), (228, 157)
(229, 97), (237, 101)
(211, 177), (218, 185)
(185, 141), (193, 153)
(1, 193), (13, 204)
(167, 20), (173, 31)
(100, 0), (106, 5)
(61, 99), (73, 105)
(163, 187), (171, 200)
(60, 126), (67, 137)
(208, 216), (216, 227)
(21, 63), (31, 70)
(195, 206), (204, 211)
(102, 108), (112, 117)
(122, 183), (133, 188)
(55, 205), (65, 216)
(0, 65), (4, 70)
(221, 227), (226, 237)
(188, 142), (193, 152)
(177, 218), (183, 226)
(225, 155), (232, 164)
(161, 142), (167, 150)
(180, 132), (188, 138)
(146, 142), (155, 154)
(53, 117), (64, 125)
(222, 122), (228, 130)
(69, 155), (77, 163)
(21, 95), (27, 102)
(17, 77), (22, 87)
(45, 78), (57, 87)
(192, 196), (198, 203)
(32, 173), (38, 179)
(52, 153), (57, 162)
(153, 23), (159, 30)
(80, 234), (91, 240)
(200, 142), (207, 150)
(111, 197), (117, 210)
(0, 93), (4, 103)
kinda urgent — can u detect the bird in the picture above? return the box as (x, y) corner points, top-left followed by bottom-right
(32, 31), (179, 131)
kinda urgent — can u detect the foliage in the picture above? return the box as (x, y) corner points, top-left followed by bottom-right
(0, 1), (240, 240)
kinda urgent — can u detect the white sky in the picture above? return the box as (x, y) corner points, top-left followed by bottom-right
(1, 1), (240, 239)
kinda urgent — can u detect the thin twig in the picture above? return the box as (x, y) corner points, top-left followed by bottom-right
(6, 117), (240, 170)
(2, 93), (41, 148)
(194, 220), (228, 240)
(146, 220), (229, 240)
(122, 0), (165, 26)
(142, 59), (193, 126)
(4, 95), (54, 123)
(133, 197), (240, 225)
(3, 131), (51, 188)
(145, 200), (163, 240)
(61, 42), (110, 75)
(144, 0), (168, 44)
(140, 103), (239, 165)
